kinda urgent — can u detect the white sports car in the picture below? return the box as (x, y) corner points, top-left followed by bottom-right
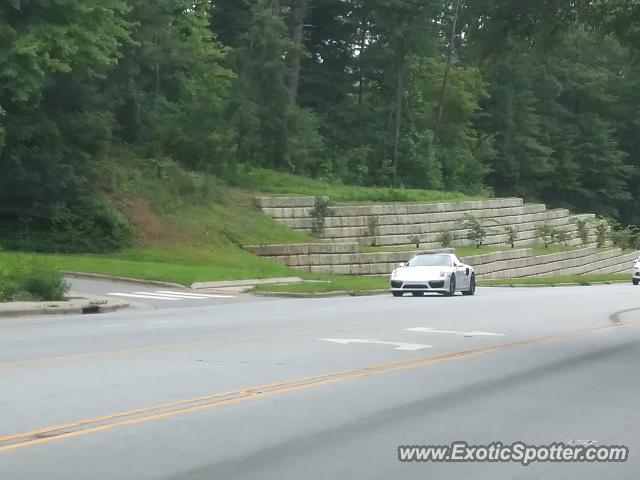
(390, 253), (476, 297)
(633, 257), (640, 286)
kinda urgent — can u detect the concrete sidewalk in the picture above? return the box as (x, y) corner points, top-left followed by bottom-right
(0, 293), (129, 318)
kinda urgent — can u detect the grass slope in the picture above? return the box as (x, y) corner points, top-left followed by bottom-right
(1, 163), (483, 284)
(240, 169), (485, 203)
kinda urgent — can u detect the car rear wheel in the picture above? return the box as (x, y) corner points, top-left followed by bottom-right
(633, 279), (639, 286)
(412, 292), (424, 297)
(444, 275), (456, 296)
(462, 275), (476, 296)
(392, 291), (404, 297)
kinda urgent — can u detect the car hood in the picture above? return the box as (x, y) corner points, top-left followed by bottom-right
(393, 266), (453, 280)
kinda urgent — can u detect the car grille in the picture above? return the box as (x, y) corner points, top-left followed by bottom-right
(390, 281), (402, 288)
(403, 284), (429, 289)
(429, 281), (445, 288)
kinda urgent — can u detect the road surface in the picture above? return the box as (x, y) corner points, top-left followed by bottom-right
(1, 284), (639, 479)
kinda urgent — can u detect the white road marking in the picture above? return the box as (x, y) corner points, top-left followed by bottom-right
(319, 338), (431, 351)
(406, 327), (506, 337)
(107, 290), (235, 301)
(107, 293), (181, 301)
(156, 290), (234, 299)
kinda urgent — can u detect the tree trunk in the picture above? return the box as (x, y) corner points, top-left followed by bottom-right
(271, 0), (280, 16)
(392, 39), (406, 188)
(357, 11), (367, 105)
(433, 2), (459, 145)
(287, 0), (309, 105)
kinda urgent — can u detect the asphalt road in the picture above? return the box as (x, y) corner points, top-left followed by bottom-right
(1, 285), (640, 479)
(66, 276), (259, 310)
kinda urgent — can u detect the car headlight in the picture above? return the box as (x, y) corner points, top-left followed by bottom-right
(439, 270), (446, 277)
(391, 269), (398, 278)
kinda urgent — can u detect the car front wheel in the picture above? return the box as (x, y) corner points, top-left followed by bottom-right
(392, 291), (404, 297)
(462, 274), (476, 296)
(444, 275), (456, 296)
(633, 279), (639, 286)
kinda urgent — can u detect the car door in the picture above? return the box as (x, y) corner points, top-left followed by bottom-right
(452, 256), (469, 290)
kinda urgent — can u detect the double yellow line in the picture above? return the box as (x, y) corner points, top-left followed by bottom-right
(0, 322), (622, 453)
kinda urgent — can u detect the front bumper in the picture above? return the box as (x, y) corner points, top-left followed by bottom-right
(390, 279), (449, 293)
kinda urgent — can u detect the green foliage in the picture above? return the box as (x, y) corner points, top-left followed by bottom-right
(2, 0), (640, 257)
(309, 196), (332, 236)
(437, 231), (456, 248)
(536, 223), (559, 248)
(459, 214), (491, 248)
(504, 226), (518, 248)
(367, 216), (380, 246)
(573, 218), (592, 247)
(0, 197), (133, 254)
(407, 234), (422, 249)
(555, 230), (571, 246)
(594, 220), (611, 248)
(0, 258), (69, 302)
(609, 223), (640, 250)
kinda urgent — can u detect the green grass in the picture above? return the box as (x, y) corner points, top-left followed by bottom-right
(479, 274), (628, 286)
(240, 168), (485, 204)
(0, 247), (295, 286)
(253, 275), (389, 295)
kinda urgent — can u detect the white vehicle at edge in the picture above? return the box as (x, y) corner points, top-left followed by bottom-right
(390, 252), (475, 297)
(633, 257), (640, 286)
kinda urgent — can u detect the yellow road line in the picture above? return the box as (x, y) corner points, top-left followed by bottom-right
(0, 321), (625, 453)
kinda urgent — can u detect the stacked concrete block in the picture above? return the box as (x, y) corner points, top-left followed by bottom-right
(248, 196), (631, 278)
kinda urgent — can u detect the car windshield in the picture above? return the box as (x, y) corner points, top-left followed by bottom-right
(407, 254), (453, 267)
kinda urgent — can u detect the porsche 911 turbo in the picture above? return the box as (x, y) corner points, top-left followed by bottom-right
(390, 252), (475, 297)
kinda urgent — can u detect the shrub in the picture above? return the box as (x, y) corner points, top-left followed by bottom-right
(573, 217), (591, 247)
(609, 223), (640, 250)
(309, 196), (331, 236)
(594, 220), (610, 248)
(556, 230), (571, 246)
(0, 259), (69, 302)
(437, 231), (456, 248)
(0, 196), (133, 254)
(459, 214), (491, 248)
(536, 222), (558, 248)
(504, 226), (518, 248)
(407, 234), (422, 249)
(367, 216), (380, 246)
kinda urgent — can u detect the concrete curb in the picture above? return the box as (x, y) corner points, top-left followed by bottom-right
(0, 292), (130, 319)
(64, 272), (186, 289)
(0, 297), (129, 318)
(252, 289), (389, 298)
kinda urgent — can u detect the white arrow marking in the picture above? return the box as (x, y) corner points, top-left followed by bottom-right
(319, 338), (431, 351)
(406, 327), (505, 337)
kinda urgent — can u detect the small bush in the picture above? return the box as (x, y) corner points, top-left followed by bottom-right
(504, 226), (518, 248)
(609, 223), (640, 250)
(556, 230), (571, 246)
(536, 222), (558, 248)
(459, 214), (492, 248)
(594, 220), (610, 248)
(573, 217), (591, 247)
(407, 234), (422, 249)
(437, 231), (456, 248)
(367, 216), (380, 246)
(309, 196), (331, 236)
(0, 259), (69, 302)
